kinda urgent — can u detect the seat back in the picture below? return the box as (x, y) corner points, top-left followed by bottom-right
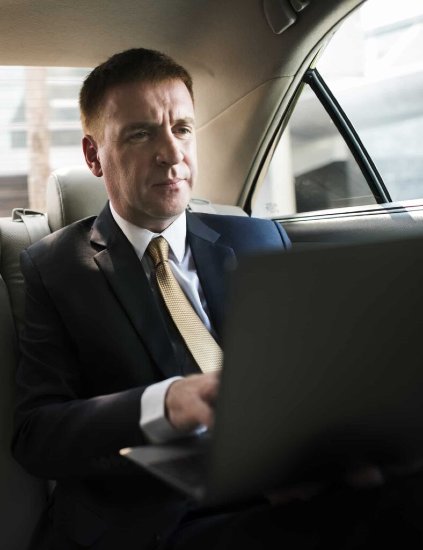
(0, 216), (50, 550)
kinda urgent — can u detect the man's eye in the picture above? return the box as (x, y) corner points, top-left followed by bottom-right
(130, 130), (149, 140)
(174, 127), (193, 138)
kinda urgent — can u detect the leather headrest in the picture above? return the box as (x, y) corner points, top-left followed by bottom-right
(47, 165), (108, 232)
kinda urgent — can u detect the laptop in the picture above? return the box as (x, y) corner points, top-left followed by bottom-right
(120, 235), (423, 506)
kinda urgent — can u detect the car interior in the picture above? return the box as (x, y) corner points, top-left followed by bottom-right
(0, 0), (422, 548)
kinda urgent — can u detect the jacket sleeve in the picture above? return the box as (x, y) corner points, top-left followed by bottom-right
(12, 249), (147, 479)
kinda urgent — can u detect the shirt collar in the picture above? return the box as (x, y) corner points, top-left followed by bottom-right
(109, 202), (187, 263)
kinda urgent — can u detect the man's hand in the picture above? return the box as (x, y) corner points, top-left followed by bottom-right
(165, 372), (220, 433)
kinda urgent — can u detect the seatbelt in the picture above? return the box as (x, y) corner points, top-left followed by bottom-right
(12, 208), (51, 244)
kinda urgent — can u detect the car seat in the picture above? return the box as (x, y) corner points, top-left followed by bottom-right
(0, 211), (50, 550)
(0, 164), (247, 549)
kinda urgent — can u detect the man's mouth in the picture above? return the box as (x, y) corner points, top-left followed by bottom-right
(154, 178), (185, 188)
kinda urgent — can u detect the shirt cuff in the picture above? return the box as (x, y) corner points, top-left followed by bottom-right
(140, 377), (209, 443)
(140, 377), (194, 443)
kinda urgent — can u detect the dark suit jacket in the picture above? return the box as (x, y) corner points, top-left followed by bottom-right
(12, 204), (291, 549)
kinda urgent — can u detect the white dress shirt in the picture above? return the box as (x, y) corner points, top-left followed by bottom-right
(110, 203), (212, 442)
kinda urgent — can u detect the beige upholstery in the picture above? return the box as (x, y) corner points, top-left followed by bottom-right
(0, 219), (28, 331)
(0, 214), (49, 333)
(0, 213), (53, 550)
(47, 166), (108, 232)
(46, 165), (246, 233)
(0, 210), (52, 550)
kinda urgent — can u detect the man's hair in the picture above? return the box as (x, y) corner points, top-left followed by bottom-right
(79, 47), (194, 135)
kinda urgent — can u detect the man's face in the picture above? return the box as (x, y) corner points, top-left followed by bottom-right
(83, 78), (197, 232)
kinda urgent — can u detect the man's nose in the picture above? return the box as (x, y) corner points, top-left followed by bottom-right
(155, 133), (184, 166)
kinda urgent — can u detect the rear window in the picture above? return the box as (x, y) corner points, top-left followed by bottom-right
(0, 66), (90, 216)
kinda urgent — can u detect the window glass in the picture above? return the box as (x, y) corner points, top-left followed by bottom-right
(0, 66), (90, 216)
(252, 0), (423, 217)
(253, 87), (376, 218)
(319, 0), (423, 203)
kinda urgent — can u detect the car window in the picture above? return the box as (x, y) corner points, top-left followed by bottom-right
(0, 66), (90, 216)
(252, 0), (423, 217)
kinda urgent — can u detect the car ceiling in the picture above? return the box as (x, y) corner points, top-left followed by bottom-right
(0, 0), (365, 206)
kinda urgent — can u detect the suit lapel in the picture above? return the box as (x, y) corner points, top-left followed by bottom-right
(91, 205), (178, 379)
(187, 212), (236, 340)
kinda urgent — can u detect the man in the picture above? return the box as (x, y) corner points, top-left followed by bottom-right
(12, 48), (423, 550)
(12, 48), (293, 549)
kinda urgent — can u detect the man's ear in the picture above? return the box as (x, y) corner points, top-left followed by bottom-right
(82, 135), (103, 177)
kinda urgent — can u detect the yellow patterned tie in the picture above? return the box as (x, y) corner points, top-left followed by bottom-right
(147, 236), (223, 373)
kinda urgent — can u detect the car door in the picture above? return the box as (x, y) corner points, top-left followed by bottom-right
(249, 0), (423, 249)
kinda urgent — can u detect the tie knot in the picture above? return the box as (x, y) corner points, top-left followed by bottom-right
(147, 236), (169, 267)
